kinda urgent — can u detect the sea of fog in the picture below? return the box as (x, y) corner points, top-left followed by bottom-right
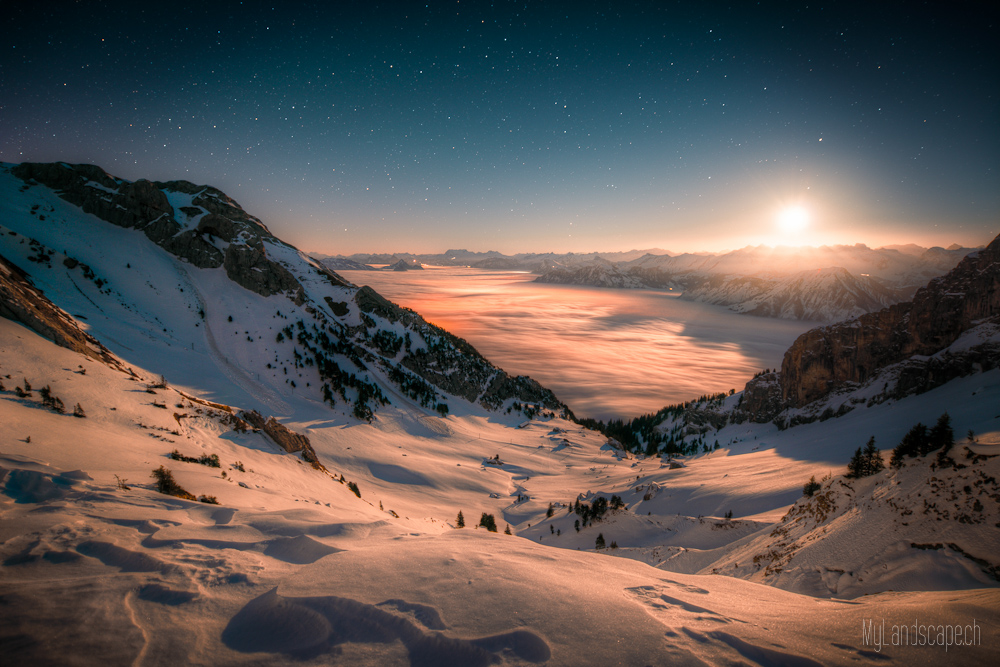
(339, 267), (814, 421)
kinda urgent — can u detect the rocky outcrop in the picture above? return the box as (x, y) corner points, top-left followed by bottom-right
(0, 253), (128, 372)
(779, 233), (1000, 408)
(13, 162), (304, 298)
(238, 410), (320, 465)
(223, 244), (302, 298)
(734, 371), (784, 422)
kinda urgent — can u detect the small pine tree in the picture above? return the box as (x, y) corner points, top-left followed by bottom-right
(347, 481), (361, 498)
(504, 524), (512, 535)
(803, 476), (821, 497)
(479, 513), (498, 532)
(73, 403), (86, 418)
(928, 413), (954, 456)
(456, 510), (465, 528)
(846, 447), (866, 479)
(863, 436), (884, 476)
(892, 422), (928, 467)
(595, 533), (606, 549)
(546, 503), (554, 518)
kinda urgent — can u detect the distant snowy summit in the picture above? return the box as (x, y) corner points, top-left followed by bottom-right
(682, 267), (906, 322)
(385, 258), (423, 271)
(535, 258), (645, 289)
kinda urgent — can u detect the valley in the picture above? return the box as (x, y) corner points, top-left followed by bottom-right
(1, 162), (998, 665)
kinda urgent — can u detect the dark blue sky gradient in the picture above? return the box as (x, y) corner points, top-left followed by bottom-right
(2, 1), (997, 253)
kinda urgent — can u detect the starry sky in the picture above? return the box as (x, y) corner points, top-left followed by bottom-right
(2, 1), (997, 254)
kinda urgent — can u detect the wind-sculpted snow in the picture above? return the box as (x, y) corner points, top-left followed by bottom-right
(222, 587), (551, 665)
(2, 315), (999, 664)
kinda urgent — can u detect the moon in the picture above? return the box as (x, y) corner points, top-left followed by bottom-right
(777, 206), (810, 233)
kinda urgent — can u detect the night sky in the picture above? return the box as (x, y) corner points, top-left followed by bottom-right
(2, 1), (997, 254)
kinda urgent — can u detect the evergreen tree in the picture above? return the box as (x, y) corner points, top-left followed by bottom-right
(504, 524), (511, 535)
(863, 436), (884, 476)
(846, 447), (866, 479)
(928, 413), (954, 456)
(456, 510), (465, 528)
(546, 503), (554, 518)
(479, 513), (498, 532)
(891, 423), (928, 466)
(803, 476), (821, 497)
(595, 533), (606, 549)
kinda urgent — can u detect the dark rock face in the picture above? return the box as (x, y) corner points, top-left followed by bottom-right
(13, 162), (304, 298)
(13, 163), (179, 236)
(224, 244), (301, 298)
(0, 254), (128, 372)
(735, 372), (784, 423)
(779, 233), (1000, 408)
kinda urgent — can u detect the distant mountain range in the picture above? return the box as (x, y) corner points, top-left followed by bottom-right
(315, 242), (980, 322)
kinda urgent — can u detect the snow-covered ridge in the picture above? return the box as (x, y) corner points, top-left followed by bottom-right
(0, 162), (564, 423)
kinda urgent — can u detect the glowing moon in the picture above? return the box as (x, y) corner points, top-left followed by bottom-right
(777, 206), (810, 233)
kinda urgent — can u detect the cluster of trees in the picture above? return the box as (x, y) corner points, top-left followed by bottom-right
(276, 318), (388, 421)
(831, 413), (956, 489)
(578, 404), (725, 457)
(169, 449), (221, 468)
(386, 365), (442, 411)
(572, 494), (625, 529)
(371, 329), (404, 357)
(454, 511), (510, 535)
(890, 413), (955, 468)
(847, 437), (885, 479)
(9, 379), (85, 417)
(38, 385), (65, 414)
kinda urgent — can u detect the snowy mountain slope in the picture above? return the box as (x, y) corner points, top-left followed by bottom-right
(707, 447), (1000, 599)
(3, 313), (999, 665)
(0, 162), (562, 423)
(534, 261), (646, 289)
(681, 267), (906, 322)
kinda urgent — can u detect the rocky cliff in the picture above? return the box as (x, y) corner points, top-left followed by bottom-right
(778, 233), (999, 408)
(0, 253), (129, 373)
(11, 162), (313, 300)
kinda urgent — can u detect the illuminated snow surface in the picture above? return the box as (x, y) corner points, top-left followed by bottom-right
(1, 167), (998, 665)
